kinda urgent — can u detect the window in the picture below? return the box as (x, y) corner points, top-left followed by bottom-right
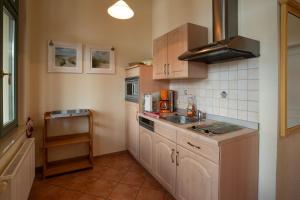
(0, 0), (18, 137)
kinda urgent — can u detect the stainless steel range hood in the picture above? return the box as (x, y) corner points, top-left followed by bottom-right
(178, 0), (260, 64)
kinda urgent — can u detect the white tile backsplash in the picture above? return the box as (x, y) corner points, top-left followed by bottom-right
(238, 100), (248, 111)
(238, 80), (248, 90)
(238, 69), (248, 80)
(238, 90), (248, 100)
(229, 71), (238, 80)
(238, 110), (248, 120)
(248, 68), (259, 79)
(220, 71), (229, 80)
(248, 80), (259, 90)
(228, 109), (238, 118)
(170, 59), (259, 123)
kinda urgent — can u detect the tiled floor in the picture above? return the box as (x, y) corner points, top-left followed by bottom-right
(29, 151), (175, 200)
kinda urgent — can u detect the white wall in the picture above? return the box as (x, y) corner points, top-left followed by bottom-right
(152, 0), (212, 41)
(26, 0), (152, 166)
(238, 1), (279, 199)
(152, 0), (279, 200)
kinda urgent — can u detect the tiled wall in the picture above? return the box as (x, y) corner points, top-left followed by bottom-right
(170, 58), (259, 123)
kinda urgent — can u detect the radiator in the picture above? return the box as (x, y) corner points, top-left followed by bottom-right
(0, 138), (35, 200)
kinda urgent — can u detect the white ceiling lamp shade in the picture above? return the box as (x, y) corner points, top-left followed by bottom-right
(107, 0), (134, 20)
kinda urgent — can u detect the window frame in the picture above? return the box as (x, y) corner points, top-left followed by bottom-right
(0, 0), (18, 137)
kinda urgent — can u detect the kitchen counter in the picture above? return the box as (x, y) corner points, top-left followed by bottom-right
(139, 112), (258, 146)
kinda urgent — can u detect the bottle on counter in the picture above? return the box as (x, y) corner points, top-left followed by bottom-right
(186, 95), (196, 117)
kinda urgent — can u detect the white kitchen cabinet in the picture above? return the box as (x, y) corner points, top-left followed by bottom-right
(137, 115), (258, 200)
(176, 145), (218, 200)
(125, 101), (139, 160)
(153, 133), (177, 195)
(139, 126), (153, 172)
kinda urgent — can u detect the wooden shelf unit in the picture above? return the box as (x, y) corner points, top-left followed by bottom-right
(43, 110), (93, 178)
(44, 156), (93, 177)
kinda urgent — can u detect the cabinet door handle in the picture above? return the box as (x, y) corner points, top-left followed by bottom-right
(136, 110), (139, 122)
(171, 149), (175, 163)
(0, 70), (12, 85)
(187, 142), (201, 149)
(176, 151), (179, 166)
(164, 64), (166, 75)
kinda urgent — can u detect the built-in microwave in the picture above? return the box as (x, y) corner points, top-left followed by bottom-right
(125, 77), (139, 102)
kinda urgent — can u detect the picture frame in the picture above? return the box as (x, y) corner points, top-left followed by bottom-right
(48, 40), (83, 73)
(84, 45), (115, 74)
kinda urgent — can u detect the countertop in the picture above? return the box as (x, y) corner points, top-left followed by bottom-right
(139, 112), (258, 146)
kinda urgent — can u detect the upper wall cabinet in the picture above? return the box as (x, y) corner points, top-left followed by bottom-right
(153, 23), (208, 80)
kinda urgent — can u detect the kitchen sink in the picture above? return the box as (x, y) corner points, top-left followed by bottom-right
(162, 115), (198, 124)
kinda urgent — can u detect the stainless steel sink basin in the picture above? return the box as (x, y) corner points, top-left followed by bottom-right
(162, 115), (198, 124)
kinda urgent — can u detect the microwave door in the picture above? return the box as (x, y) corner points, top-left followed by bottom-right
(127, 82), (133, 96)
(133, 82), (139, 95)
(125, 77), (139, 102)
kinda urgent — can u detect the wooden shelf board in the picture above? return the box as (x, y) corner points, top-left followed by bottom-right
(44, 156), (92, 177)
(44, 110), (91, 120)
(45, 133), (90, 148)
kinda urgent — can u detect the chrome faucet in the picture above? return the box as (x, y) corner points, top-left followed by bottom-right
(197, 110), (206, 121)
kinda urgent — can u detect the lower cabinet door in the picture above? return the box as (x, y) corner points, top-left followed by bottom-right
(125, 102), (139, 160)
(153, 134), (176, 195)
(176, 145), (219, 200)
(139, 127), (153, 172)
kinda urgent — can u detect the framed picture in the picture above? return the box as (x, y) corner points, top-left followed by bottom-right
(48, 41), (82, 73)
(84, 45), (115, 74)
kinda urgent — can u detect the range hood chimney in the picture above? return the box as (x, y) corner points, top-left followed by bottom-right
(178, 0), (260, 64)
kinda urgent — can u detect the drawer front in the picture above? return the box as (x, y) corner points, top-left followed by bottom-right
(177, 130), (219, 163)
(125, 67), (140, 78)
(154, 122), (177, 142)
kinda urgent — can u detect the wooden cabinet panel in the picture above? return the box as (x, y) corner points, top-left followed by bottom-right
(154, 122), (177, 143)
(153, 34), (168, 79)
(176, 145), (218, 200)
(177, 129), (219, 164)
(139, 127), (153, 172)
(167, 25), (188, 78)
(125, 102), (139, 160)
(153, 134), (176, 195)
(152, 23), (208, 80)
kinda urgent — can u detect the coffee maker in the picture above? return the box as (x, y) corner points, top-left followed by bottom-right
(159, 89), (176, 113)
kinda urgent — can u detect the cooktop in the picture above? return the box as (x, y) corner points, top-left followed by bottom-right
(188, 122), (244, 136)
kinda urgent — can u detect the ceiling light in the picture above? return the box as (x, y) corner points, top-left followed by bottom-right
(107, 0), (134, 20)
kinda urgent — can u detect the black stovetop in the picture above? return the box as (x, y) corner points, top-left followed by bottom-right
(188, 122), (244, 136)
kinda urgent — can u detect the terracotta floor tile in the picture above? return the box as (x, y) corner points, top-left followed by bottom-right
(64, 175), (98, 192)
(84, 179), (118, 198)
(109, 159), (132, 171)
(142, 174), (165, 191)
(54, 189), (83, 200)
(30, 152), (173, 200)
(94, 156), (116, 168)
(78, 194), (106, 200)
(100, 167), (127, 182)
(29, 184), (67, 200)
(120, 171), (146, 187)
(128, 161), (147, 174)
(108, 183), (139, 200)
(164, 192), (176, 200)
(136, 187), (166, 200)
(75, 167), (104, 178)
(45, 173), (77, 187)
